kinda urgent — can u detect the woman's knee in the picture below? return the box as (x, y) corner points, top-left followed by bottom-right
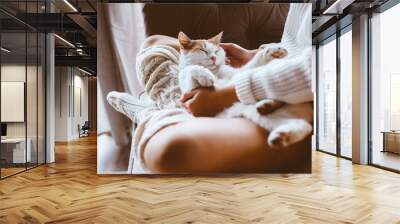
(144, 127), (197, 173)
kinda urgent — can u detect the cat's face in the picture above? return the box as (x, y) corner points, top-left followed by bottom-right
(178, 32), (225, 70)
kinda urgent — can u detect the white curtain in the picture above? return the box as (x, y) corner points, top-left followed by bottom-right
(97, 3), (146, 173)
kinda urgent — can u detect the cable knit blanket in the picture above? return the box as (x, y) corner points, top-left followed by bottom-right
(135, 44), (183, 109)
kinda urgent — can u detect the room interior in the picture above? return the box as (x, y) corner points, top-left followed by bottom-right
(0, 26), (46, 178)
(0, 0), (399, 222)
(0, 0), (96, 179)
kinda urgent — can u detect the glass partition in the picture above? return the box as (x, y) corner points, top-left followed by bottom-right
(27, 31), (38, 169)
(0, 1), (46, 179)
(1, 30), (28, 177)
(38, 32), (45, 165)
(339, 29), (352, 158)
(317, 37), (337, 154)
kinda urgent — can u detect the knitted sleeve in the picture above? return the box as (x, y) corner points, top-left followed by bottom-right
(233, 4), (313, 104)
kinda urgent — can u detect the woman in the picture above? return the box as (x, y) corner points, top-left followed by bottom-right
(138, 4), (312, 173)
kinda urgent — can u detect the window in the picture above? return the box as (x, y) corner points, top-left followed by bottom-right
(316, 26), (353, 159)
(370, 2), (400, 171)
(317, 37), (337, 154)
(339, 29), (352, 158)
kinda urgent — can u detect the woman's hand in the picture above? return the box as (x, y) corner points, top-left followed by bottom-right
(180, 85), (239, 117)
(220, 43), (258, 67)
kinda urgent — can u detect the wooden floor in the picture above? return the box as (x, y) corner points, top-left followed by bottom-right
(1, 163), (45, 178)
(0, 135), (400, 223)
(372, 150), (400, 171)
(1, 167), (26, 178)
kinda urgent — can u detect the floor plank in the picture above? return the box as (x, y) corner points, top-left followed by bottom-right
(0, 135), (399, 224)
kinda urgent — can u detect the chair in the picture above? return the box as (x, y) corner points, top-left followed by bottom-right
(79, 121), (90, 138)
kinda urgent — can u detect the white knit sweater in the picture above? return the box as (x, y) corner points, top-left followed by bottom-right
(234, 4), (312, 105)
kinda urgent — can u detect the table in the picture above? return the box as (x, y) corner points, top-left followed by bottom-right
(381, 131), (400, 154)
(1, 138), (32, 164)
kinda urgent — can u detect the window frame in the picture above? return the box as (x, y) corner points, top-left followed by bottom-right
(315, 24), (353, 161)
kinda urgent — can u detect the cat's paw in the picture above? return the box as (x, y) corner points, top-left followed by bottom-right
(262, 47), (288, 63)
(268, 131), (291, 149)
(270, 47), (288, 58)
(190, 66), (215, 88)
(256, 99), (284, 115)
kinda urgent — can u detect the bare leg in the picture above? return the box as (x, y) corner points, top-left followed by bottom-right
(144, 118), (311, 173)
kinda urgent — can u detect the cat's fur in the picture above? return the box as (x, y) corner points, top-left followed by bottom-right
(178, 32), (313, 148)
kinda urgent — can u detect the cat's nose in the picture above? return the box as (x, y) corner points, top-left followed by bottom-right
(210, 56), (216, 63)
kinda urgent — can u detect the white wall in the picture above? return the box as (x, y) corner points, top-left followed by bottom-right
(1, 65), (26, 139)
(1, 65), (42, 138)
(71, 73), (89, 138)
(55, 66), (69, 141)
(1, 63), (46, 164)
(54, 67), (89, 141)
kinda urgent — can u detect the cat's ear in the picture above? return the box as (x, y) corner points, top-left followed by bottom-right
(178, 31), (192, 49)
(209, 32), (223, 45)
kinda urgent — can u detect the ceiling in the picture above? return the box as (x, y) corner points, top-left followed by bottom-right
(0, 0), (394, 74)
(312, 0), (391, 43)
(0, 0), (97, 74)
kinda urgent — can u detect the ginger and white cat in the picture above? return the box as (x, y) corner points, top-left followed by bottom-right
(178, 31), (313, 148)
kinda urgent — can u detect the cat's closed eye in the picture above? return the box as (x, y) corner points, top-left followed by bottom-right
(199, 49), (209, 55)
